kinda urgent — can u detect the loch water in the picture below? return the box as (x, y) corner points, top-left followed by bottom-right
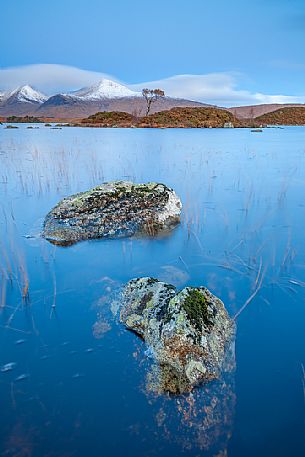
(1, 125), (305, 457)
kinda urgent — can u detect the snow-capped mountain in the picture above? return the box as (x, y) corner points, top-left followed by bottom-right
(0, 85), (49, 115)
(68, 79), (141, 100)
(6, 85), (48, 104)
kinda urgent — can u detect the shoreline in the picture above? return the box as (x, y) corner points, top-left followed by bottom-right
(3, 105), (305, 128)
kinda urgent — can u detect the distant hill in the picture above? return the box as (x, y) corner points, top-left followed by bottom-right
(254, 107), (305, 125)
(228, 103), (305, 119)
(79, 107), (241, 128)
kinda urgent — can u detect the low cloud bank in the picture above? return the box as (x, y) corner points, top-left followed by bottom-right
(130, 74), (305, 106)
(0, 64), (113, 94)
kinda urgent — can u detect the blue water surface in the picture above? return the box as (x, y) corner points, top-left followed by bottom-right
(1, 125), (305, 457)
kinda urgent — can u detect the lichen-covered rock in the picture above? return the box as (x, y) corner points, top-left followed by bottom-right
(43, 181), (181, 245)
(120, 277), (235, 394)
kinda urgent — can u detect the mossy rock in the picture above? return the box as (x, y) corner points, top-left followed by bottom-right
(120, 277), (235, 394)
(182, 288), (214, 330)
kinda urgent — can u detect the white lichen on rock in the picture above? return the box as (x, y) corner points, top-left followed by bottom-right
(156, 187), (181, 224)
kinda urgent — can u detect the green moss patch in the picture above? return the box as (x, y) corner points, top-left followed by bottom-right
(182, 289), (213, 331)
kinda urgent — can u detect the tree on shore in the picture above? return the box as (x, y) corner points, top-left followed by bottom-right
(142, 88), (165, 116)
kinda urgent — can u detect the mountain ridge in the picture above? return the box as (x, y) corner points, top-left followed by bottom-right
(0, 80), (211, 117)
(2, 80), (305, 120)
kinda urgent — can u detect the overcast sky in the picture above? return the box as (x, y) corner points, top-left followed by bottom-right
(1, 0), (305, 106)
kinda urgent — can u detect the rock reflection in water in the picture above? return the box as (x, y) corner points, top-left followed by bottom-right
(146, 342), (236, 455)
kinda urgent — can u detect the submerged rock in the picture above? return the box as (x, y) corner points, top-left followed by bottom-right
(120, 277), (235, 394)
(151, 372), (236, 453)
(43, 181), (181, 245)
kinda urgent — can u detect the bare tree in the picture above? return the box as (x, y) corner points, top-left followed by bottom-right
(142, 88), (165, 116)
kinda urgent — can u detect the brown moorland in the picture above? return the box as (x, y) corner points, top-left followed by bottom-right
(6, 106), (305, 128)
(6, 115), (43, 123)
(228, 103), (305, 119)
(79, 107), (245, 128)
(138, 107), (242, 128)
(80, 111), (135, 127)
(255, 107), (305, 125)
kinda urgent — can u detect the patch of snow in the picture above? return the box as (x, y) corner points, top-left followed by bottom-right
(68, 79), (141, 100)
(8, 85), (48, 104)
(0, 90), (8, 102)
